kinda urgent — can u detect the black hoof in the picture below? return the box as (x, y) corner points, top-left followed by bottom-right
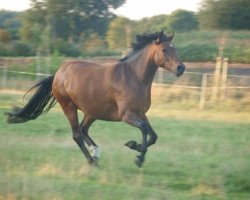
(125, 141), (137, 150)
(134, 156), (143, 168)
(125, 141), (142, 152)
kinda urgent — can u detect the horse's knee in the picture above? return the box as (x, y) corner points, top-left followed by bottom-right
(147, 132), (158, 147)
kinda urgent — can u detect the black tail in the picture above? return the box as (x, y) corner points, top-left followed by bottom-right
(5, 75), (56, 123)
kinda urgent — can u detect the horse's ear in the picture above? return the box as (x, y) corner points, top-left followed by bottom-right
(156, 31), (164, 44)
(168, 31), (175, 42)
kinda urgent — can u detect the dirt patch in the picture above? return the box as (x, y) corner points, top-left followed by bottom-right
(0, 89), (25, 95)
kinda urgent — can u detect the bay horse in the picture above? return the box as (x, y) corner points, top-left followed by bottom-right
(6, 31), (185, 167)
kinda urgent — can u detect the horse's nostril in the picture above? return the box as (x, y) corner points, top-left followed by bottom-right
(176, 64), (185, 77)
(177, 64), (185, 72)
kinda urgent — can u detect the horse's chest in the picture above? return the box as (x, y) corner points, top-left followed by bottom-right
(123, 87), (151, 112)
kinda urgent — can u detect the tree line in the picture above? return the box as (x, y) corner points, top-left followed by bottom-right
(0, 0), (249, 57)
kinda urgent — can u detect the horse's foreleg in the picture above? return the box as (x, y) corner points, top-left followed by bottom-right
(79, 116), (100, 165)
(144, 116), (158, 147)
(123, 113), (149, 167)
(125, 116), (158, 150)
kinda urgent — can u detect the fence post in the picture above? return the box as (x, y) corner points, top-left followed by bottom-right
(1, 65), (8, 89)
(157, 68), (164, 84)
(211, 57), (222, 100)
(36, 50), (41, 81)
(45, 48), (51, 75)
(126, 25), (132, 55)
(220, 58), (228, 100)
(199, 73), (208, 110)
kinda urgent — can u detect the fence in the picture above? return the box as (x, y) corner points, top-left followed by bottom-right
(1, 58), (250, 111)
(153, 57), (250, 110)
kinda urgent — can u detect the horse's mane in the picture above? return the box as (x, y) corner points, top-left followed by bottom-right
(119, 31), (169, 62)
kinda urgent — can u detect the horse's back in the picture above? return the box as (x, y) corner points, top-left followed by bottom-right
(58, 61), (105, 73)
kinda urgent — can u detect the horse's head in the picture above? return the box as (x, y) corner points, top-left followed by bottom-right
(153, 31), (185, 77)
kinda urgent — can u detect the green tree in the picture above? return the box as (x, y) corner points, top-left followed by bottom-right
(199, 0), (250, 29)
(0, 29), (10, 42)
(106, 17), (131, 51)
(134, 15), (171, 33)
(20, 1), (47, 44)
(0, 10), (22, 39)
(81, 31), (106, 52)
(21, 0), (125, 43)
(169, 10), (198, 32)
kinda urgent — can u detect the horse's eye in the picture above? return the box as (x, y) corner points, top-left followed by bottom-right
(162, 49), (167, 53)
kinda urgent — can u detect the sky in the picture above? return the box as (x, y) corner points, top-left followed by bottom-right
(0, 0), (202, 20)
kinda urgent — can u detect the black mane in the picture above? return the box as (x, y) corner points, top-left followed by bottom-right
(119, 31), (169, 62)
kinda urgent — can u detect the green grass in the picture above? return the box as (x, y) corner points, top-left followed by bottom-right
(0, 94), (250, 200)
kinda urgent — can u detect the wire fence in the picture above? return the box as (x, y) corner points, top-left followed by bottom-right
(1, 60), (250, 111)
(154, 66), (250, 110)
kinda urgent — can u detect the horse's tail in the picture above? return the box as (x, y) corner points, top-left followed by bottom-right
(5, 75), (56, 123)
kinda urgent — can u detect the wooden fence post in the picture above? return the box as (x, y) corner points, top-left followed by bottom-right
(220, 58), (228, 100)
(199, 73), (208, 110)
(36, 50), (41, 81)
(212, 57), (222, 100)
(126, 25), (131, 55)
(157, 68), (164, 84)
(45, 48), (51, 75)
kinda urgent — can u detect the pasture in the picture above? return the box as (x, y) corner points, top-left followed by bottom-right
(0, 93), (250, 200)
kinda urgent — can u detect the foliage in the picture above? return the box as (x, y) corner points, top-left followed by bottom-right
(169, 10), (199, 32)
(54, 39), (81, 57)
(18, 0), (126, 56)
(178, 43), (217, 62)
(21, 0), (125, 43)
(1, 0), (250, 61)
(0, 41), (34, 56)
(134, 15), (171, 33)
(0, 10), (22, 40)
(174, 30), (250, 63)
(199, 0), (250, 29)
(107, 11), (199, 52)
(0, 29), (9, 42)
(50, 50), (64, 73)
(106, 17), (132, 51)
(81, 31), (106, 52)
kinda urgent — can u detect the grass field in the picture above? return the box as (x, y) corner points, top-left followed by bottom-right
(0, 93), (250, 200)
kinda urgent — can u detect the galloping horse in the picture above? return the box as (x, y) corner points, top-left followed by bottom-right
(6, 31), (185, 167)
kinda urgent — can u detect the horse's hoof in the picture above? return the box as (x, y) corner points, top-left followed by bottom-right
(134, 157), (143, 168)
(89, 157), (99, 167)
(125, 140), (137, 150)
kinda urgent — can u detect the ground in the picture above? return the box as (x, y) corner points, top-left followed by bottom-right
(0, 93), (250, 200)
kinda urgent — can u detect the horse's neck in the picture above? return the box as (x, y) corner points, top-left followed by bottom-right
(127, 46), (158, 85)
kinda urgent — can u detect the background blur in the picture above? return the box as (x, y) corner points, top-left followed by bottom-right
(0, 0), (250, 199)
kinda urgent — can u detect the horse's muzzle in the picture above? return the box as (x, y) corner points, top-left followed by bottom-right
(176, 63), (185, 77)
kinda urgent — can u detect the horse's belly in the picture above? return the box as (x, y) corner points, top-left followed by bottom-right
(80, 100), (120, 121)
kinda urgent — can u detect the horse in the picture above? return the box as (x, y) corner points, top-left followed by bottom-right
(5, 31), (185, 167)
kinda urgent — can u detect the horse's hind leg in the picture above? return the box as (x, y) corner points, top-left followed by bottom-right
(79, 116), (100, 164)
(60, 101), (94, 165)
